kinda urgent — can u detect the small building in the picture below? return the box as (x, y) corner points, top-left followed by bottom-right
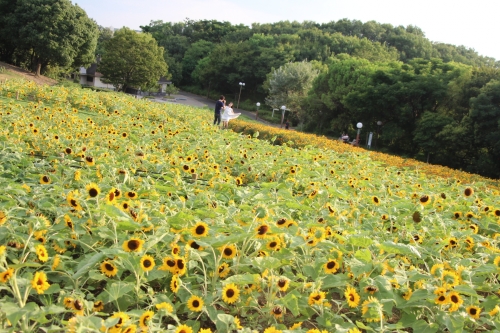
(79, 59), (171, 94)
(79, 63), (115, 90)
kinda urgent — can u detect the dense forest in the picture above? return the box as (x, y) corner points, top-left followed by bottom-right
(139, 19), (500, 178)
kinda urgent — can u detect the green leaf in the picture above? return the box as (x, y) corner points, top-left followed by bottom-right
(73, 252), (106, 279)
(281, 290), (300, 316)
(453, 285), (478, 297)
(411, 320), (439, 333)
(215, 314), (234, 332)
(104, 282), (134, 302)
(322, 274), (350, 289)
(347, 236), (373, 247)
(224, 274), (260, 285)
(355, 249), (372, 263)
(379, 241), (421, 258)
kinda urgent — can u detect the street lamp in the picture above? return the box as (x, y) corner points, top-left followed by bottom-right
(237, 82), (245, 109)
(356, 122), (363, 146)
(376, 121), (382, 149)
(280, 105), (286, 128)
(255, 102), (260, 120)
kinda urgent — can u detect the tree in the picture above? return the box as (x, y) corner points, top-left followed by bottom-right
(0, 0), (98, 76)
(95, 26), (114, 56)
(165, 84), (179, 97)
(264, 61), (319, 124)
(98, 28), (168, 92)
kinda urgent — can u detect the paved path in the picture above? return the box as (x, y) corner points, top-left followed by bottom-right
(151, 91), (279, 127)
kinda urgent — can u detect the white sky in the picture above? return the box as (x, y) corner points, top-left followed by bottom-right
(75, 0), (500, 60)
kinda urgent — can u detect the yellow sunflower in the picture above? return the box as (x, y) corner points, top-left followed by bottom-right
(270, 306), (283, 319)
(324, 259), (340, 274)
(276, 278), (290, 292)
(35, 244), (49, 262)
(170, 275), (180, 293)
(466, 305), (481, 319)
(186, 295), (204, 312)
(344, 286), (360, 308)
(140, 255), (155, 272)
(448, 291), (463, 311)
(40, 175), (51, 185)
(0, 268), (14, 283)
(308, 291), (326, 306)
(175, 324), (193, 333)
(31, 271), (50, 294)
(255, 223), (270, 239)
(221, 244), (237, 259)
(93, 300), (104, 312)
(218, 262), (231, 278)
(122, 238), (144, 252)
(100, 260), (118, 277)
(464, 187), (474, 197)
(85, 183), (101, 198)
(222, 283), (240, 304)
(191, 222), (209, 237)
(139, 310), (154, 330)
(361, 296), (383, 322)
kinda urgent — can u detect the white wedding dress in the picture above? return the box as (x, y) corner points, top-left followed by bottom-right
(221, 106), (241, 122)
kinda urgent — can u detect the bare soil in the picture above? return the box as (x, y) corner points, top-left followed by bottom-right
(0, 61), (57, 86)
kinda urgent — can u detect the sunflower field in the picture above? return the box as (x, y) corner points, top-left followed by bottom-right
(0, 80), (499, 333)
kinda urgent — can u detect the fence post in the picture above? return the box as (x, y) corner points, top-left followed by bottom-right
(16, 91), (19, 100)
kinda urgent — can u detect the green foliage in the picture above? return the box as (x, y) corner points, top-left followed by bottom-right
(98, 28), (168, 92)
(0, 0), (98, 76)
(164, 84), (179, 97)
(264, 61), (319, 124)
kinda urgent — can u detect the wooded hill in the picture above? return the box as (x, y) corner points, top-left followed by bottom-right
(139, 19), (500, 179)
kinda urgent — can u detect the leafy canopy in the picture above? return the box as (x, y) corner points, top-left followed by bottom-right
(98, 28), (168, 92)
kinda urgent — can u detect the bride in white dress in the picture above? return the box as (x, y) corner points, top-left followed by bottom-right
(221, 102), (241, 129)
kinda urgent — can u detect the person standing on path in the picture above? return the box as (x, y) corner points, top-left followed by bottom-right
(214, 95), (225, 126)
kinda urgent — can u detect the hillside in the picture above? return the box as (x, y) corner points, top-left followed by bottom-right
(0, 61), (57, 86)
(0, 80), (499, 332)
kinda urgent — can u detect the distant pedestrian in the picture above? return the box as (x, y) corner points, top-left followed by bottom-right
(285, 120), (290, 130)
(214, 95), (225, 126)
(221, 102), (241, 129)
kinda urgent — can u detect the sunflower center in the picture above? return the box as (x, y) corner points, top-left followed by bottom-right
(278, 280), (286, 287)
(470, 308), (477, 315)
(224, 248), (233, 256)
(349, 294), (355, 301)
(226, 289), (235, 297)
(105, 263), (114, 271)
(42, 176), (50, 182)
(451, 295), (459, 303)
(176, 260), (184, 269)
(70, 199), (78, 207)
(89, 188), (98, 197)
(192, 300), (199, 307)
(143, 260), (152, 268)
(277, 219), (286, 225)
(313, 295), (321, 300)
(327, 261), (336, 269)
(191, 242), (200, 249)
(258, 226), (268, 235)
(166, 259), (175, 267)
(269, 242), (277, 248)
(273, 307), (282, 314)
(128, 240), (139, 250)
(195, 225), (205, 235)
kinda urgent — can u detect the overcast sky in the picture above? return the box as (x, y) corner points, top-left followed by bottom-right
(75, 0), (499, 60)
